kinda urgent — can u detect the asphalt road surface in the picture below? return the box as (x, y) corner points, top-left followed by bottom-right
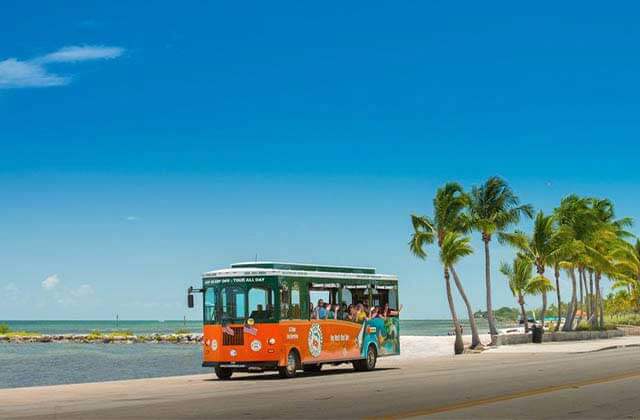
(2, 347), (639, 419)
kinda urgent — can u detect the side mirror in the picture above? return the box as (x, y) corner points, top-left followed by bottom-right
(187, 292), (194, 308)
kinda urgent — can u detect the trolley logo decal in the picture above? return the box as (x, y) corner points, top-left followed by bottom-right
(307, 323), (323, 358)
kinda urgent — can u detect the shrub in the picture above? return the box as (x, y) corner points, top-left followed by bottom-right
(87, 330), (104, 340)
(575, 320), (592, 331)
(0, 323), (10, 334)
(108, 330), (133, 337)
(174, 328), (192, 335)
(608, 313), (640, 326)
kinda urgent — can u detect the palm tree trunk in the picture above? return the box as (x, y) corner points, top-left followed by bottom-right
(563, 269), (578, 331)
(483, 236), (498, 339)
(450, 265), (481, 348)
(554, 264), (562, 331)
(589, 270), (596, 328)
(584, 271), (590, 319)
(541, 291), (548, 330)
(536, 265), (547, 330)
(518, 293), (529, 333)
(578, 267), (584, 323)
(444, 267), (464, 355)
(596, 272), (604, 329)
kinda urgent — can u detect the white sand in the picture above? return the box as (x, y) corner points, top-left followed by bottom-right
(399, 334), (492, 359)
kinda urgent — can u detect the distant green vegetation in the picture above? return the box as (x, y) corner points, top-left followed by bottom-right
(174, 328), (192, 334)
(474, 307), (520, 322)
(0, 324), (39, 337)
(87, 329), (134, 339)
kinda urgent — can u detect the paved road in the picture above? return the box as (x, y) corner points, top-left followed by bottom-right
(1, 347), (639, 419)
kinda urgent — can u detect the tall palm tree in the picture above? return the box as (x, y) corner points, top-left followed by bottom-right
(500, 256), (554, 333)
(409, 183), (481, 353)
(440, 232), (481, 349)
(468, 176), (533, 339)
(499, 211), (556, 330)
(499, 256), (534, 332)
(410, 214), (463, 354)
(586, 198), (633, 328)
(553, 195), (594, 331)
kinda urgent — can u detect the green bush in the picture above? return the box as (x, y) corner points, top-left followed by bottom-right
(108, 330), (133, 337)
(0, 323), (10, 334)
(87, 330), (104, 340)
(606, 313), (640, 326)
(575, 320), (592, 331)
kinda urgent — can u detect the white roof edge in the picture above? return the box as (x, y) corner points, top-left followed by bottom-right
(230, 261), (376, 271)
(202, 267), (397, 281)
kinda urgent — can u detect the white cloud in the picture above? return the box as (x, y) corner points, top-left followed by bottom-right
(0, 59), (68, 89)
(125, 216), (139, 221)
(42, 274), (60, 290)
(39, 45), (124, 63)
(0, 45), (124, 89)
(70, 284), (94, 298)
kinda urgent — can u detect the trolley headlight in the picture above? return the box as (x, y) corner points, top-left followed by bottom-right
(268, 337), (276, 345)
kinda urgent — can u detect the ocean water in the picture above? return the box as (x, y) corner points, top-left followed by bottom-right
(0, 343), (206, 389)
(0, 319), (500, 389)
(0, 319), (496, 336)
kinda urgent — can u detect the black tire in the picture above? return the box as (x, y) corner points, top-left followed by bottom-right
(215, 367), (233, 380)
(278, 349), (299, 379)
(303, 364), (322, 373)
(353, 344), (377, 372)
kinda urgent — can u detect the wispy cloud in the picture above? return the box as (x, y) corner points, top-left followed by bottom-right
(41, 274), (95, 305)
(38, 46), (124, 64)
(42, 274), (60, 290)
(125, 216), (139, 221)
(0, 59), (67, 88)
(0, 45), (124, 89)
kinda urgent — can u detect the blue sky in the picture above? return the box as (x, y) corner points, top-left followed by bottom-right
(2, 1), (640, 320)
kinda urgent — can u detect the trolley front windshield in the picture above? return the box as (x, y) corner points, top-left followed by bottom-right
(204, 278), (277, 324)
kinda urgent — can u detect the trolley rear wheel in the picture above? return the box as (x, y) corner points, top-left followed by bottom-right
(353, 344), (377, 371)
(215, 367), (233, 380)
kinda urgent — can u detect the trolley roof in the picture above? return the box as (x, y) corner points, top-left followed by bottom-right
(202, 261), (397, 283)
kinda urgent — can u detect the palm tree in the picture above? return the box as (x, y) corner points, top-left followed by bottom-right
(611, 240), (640, 312)
(440, 232), (482, 349)
(500, 256), (555, 333)
(409, 183), (481, 353)
(499, 256), (534, 332)
(586, 198), (633, 329)
(553, 195), (593, 331)
(554, 196), (633, 330)
(468, 176), (533, 339)
(499, 211), (556, 330)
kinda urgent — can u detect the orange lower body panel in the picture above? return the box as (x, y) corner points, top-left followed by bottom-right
(203, 320), (365, 368)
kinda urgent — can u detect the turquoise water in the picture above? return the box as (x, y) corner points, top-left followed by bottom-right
(0, 319), (500, 389)
(0, 343), (206, 389)
(1, 319), (496, 336)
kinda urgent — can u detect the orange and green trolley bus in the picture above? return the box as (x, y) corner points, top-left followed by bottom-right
(187, 262), (400, 379)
